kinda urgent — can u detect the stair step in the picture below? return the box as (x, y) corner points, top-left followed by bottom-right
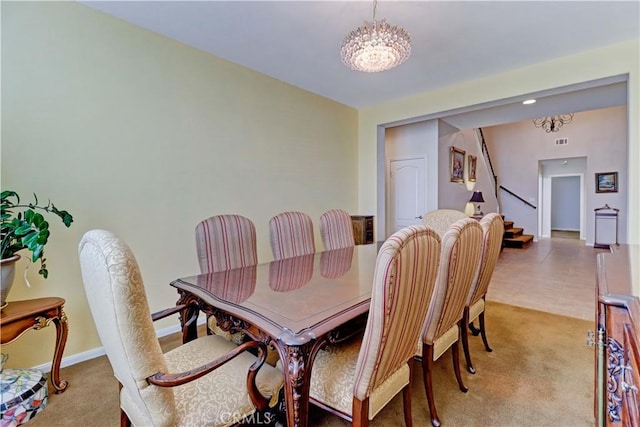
(503, 234), (534, 248)
(503, 220), (514, 229)
(504, 227), (523, 238)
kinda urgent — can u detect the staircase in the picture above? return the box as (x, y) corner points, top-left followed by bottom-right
(502, 220), (534, 249)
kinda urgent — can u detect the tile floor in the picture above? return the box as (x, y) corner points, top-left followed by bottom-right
(487, 236), (610, 321)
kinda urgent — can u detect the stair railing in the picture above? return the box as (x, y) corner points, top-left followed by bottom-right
(499, 185), (537, 209)
(478, 128), (498, 199)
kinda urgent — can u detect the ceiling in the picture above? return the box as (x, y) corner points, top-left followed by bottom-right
(80, 1), (639, 128)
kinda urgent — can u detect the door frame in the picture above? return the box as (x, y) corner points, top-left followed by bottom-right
(539, 173), (585, 240)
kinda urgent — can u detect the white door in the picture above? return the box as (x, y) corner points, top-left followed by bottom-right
(390, 157), (426, 233)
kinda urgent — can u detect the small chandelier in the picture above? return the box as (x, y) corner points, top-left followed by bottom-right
(532, 113), (574, 133)
(340, 0), (411, 73)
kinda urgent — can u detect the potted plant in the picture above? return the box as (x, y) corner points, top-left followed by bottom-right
(1, 190), (73, 309)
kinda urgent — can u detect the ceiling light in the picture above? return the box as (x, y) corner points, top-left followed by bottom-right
(523, 99), (536, 105)
(533, 113), (574, 133)
(340, 0), (411, 73)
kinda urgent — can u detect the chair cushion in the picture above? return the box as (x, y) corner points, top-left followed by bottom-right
(121, 334), (283, 427)
(310, 338), (410, 420)
(469, 298), (485, 323)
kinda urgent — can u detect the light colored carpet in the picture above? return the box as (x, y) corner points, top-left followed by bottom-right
(28, 301), (594, 426)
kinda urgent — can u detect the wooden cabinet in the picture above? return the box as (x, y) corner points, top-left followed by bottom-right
(351, 215), (374, 245)
(595, 245), (640, 426)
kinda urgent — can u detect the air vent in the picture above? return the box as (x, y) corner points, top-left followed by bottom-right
(555, 138), (568, 146)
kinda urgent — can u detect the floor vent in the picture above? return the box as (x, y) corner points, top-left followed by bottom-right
(555, 138), (568, 146)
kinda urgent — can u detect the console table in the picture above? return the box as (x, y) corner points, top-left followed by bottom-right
(595, 245), (639, 425)
(0, 297), (69, 393)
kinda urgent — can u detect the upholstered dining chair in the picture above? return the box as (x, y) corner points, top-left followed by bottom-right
(421, 209), (468, 237)
(461, 213), (504, 374)
(268, 211), (316, 260)
(195, 214), (258, 342)
(78, 229), (283, 427)
(195, 214), (258, 273)
(319, 209), (355, 250)
(309, 225), (441, 426)
(417, 218), (483, 427)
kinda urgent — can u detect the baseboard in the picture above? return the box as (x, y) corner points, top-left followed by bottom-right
(33, 316), (206, 373)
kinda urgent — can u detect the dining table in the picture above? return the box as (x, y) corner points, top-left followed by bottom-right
(170, 243), (380, 427)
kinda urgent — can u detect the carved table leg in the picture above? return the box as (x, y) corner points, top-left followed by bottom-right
(51, 309), (69, 393)
(277, 339), (326, 427)
(176, 290), (200, 343)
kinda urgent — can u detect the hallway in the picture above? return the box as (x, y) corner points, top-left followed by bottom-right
(487, 237), (608, 321)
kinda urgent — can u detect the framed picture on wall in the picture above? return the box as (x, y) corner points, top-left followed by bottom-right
(450, 147), (465, 183)
(468, 155), (477, 182)
(595, 171), (618, 193)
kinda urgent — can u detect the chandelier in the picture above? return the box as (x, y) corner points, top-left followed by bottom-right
(340, 0), (411, 73)
(532, 114), (574, 133)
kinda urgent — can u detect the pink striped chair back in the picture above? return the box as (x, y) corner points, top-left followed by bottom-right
(467, 213), (504, 306)
(422, 218), (483, 345)
(319, 209), (355, 250)
(268, 211), (315, 260)
(352, 225), (441, 401)
(195, 214), (258, 273)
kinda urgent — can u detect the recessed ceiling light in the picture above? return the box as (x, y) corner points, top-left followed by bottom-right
(523, 99), (536, 105)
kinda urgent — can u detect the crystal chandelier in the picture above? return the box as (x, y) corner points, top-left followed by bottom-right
(340, 0), (411, 73)
(532, 113), (574, 133)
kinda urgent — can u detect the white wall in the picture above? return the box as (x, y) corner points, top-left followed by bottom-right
(1, 2), (358, 368)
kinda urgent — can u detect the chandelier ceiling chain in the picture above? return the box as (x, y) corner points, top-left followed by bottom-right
(532, 113), (574, 133)
(340, 0), (412, 73)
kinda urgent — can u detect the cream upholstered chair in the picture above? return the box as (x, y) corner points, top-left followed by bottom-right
(268, 211), (315, 260)
(195, 214), (258, 342)
(417, 218), (483, 427)
(320, 209), (355, 250)
(309, 225), (441, 426)
(78, 230), (283, 427)
(421, 209), (468, 237)
(461, 213), (504, 374)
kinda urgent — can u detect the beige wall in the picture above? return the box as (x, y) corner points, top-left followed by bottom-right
(358, 40), (640, 246)
(1, 2), (358, 368)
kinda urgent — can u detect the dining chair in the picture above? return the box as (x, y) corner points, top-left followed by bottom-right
(319, 209), (355, 250)
(195, 214), (258, 343)
(195, 214), (258, 273)
(461, 213), (504, 374)
(268, 211), (316, 260)
(417, 218), (483, 427)
(421, 209), (468, 237)
(309, 225), (441, 426)
(78, 229), (283, 427)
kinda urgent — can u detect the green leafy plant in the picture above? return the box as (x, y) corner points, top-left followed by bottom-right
(1, 190), (73, 278)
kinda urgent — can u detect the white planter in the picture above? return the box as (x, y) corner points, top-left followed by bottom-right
(1, 254), (20, 309)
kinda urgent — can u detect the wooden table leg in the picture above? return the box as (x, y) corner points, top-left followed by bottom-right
(278, 339), (326, 427)
(50, 308), (69, 393)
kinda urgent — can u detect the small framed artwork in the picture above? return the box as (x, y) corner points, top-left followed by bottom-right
(468, 155), (477, 182)
(595, 171), (618, 193)
(450, 146), (465, 183)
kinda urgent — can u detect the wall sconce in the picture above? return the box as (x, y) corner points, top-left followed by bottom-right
(469, 191), (485, 216)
